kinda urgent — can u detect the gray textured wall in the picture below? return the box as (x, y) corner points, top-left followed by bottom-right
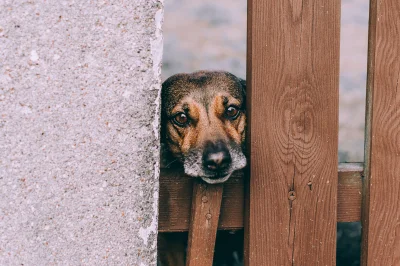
(0, 1), (163, 265)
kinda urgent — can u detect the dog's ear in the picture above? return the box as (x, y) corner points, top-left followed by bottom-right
(160, 79), (174, 165)
(238, 78), (246, 106)
(160, 79), (170, 143)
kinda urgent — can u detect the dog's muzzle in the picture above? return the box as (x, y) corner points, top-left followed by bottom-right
(183, 141), (247, 184)
(199, 141), (233, 184)
(202, 141), (232, 173)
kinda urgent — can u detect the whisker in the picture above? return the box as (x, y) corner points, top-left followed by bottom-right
(165, 158), (179, 168)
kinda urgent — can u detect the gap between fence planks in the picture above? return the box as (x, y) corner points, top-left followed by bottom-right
(361, 0), (400, 265)
(158, 163), (362, 232)
(186, 180), (223, 266)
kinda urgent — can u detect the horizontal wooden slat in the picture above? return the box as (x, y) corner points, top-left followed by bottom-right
(158, 163), (363, 232)
(158, 169), (244, 232)
(337, 163), (363, 222)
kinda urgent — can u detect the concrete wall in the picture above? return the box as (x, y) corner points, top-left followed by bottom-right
(0, 1), (163, 265)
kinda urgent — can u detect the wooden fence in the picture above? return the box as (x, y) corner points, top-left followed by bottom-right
(159, 0), (400, 265)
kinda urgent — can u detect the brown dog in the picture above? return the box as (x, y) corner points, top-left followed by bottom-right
(158, 70), (247, 266)
(161, 70), (247, 184)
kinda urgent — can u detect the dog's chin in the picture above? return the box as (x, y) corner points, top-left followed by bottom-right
(200, 172), (233, 184)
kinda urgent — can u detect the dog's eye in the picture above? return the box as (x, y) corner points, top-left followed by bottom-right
(173, 113), (189, 126)
(225, 106), (240, 119)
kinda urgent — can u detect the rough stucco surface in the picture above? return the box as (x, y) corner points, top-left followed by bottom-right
(0, 0), (163, 265)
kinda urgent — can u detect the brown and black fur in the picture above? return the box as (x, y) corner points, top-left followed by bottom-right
(158, 70), (247, 266)
(161, 70), (247, 184)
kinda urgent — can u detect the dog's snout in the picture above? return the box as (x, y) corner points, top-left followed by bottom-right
(202, 141), (232, 172)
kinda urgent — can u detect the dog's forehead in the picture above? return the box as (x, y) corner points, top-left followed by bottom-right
(162, 71), (244, 114)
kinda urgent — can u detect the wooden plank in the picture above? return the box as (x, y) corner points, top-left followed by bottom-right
(337, 163), (363, 222)
(361, 0), (400, 265)
(158, 169), (244, 232)
(245, 0), (341, 265)
(158, 163), (362, 232)
(186, 181), (223, 266)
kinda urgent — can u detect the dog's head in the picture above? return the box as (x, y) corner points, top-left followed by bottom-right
(161, 70), (247, 184)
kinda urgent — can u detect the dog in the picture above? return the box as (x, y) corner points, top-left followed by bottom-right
(161, 70), (247, 184)
(158, 70), (247, 266)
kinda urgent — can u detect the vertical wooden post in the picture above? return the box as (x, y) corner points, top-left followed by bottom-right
(245, 0), (341, 265)
(361, 0), (400, 265)
(186, 181), (223, 266)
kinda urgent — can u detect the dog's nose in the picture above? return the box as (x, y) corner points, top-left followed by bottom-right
(202, 141), (232, 172)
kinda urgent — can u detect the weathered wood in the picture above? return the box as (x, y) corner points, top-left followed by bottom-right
(186, 180), (223, 266)
(158, 169), (244, 232)
(338, 163), (363, 222)
(361, 0), (400, 265)
(158, 163), (362, 232)
(245, 0), (341, 265)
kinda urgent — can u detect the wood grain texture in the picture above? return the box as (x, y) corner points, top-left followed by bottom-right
(245, 0), (340, 265)
(158, 163), (362, 231)
(158, 169), (244, 232)
(337, 163), (363, 222)
(362, 0), (400, 265)
(186, 181), (223, 266)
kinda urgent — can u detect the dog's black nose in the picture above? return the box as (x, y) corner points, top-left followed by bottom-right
(202, 141), (232, 172)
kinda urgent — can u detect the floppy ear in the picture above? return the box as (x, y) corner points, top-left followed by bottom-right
(160, 79), (175, 166)
(160, 80), (170, 143)
(238, 78), (246, 106)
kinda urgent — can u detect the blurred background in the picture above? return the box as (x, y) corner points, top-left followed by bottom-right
(162, 0), (368, 265)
